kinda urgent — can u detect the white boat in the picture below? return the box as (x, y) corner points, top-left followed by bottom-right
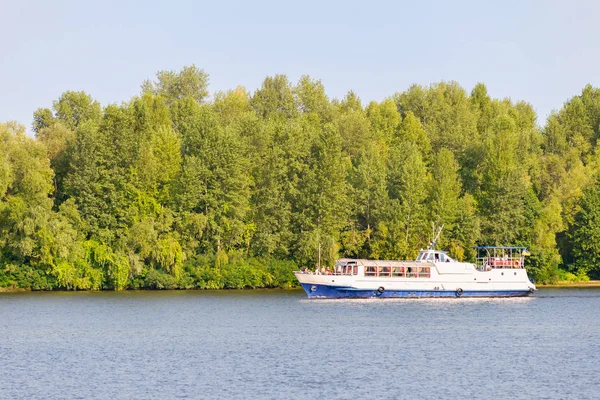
(295, 246), (537, 298)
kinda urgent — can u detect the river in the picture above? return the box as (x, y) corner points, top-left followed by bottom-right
(1, 288), (599, 399)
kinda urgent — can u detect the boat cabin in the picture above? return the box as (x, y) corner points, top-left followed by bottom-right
(330, 258), (432, 278)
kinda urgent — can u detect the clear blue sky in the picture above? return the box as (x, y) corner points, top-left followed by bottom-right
(1, 0), (599, 131)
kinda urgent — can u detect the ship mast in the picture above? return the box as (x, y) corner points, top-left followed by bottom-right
(428, 224), (444, 250)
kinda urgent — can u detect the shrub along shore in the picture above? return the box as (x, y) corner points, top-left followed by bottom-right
(2, 65), (600, 291)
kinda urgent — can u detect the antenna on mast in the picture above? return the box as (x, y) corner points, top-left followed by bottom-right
(428, 224), (444, 250)
(318, 242), (321, 268)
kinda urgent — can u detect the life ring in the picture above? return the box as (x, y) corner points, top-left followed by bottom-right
(456, 288), (463, 297)
(310, 285), (317, 292)
(529, 287), (535, 294)
(376, 286), (385, 296)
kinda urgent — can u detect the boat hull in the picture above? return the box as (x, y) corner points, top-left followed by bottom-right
(300, 283), (533, 299)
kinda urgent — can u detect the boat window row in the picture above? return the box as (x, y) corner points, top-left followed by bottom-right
(364, 266), (431, 278)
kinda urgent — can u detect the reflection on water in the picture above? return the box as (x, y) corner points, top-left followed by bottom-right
(1, 288), (599, 400)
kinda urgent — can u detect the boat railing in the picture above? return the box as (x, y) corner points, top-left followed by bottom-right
(476, 257), (524, 270)
(474, 246), (528, 270)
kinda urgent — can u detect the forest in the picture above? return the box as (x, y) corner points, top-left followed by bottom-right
(1, 65), (600, 290)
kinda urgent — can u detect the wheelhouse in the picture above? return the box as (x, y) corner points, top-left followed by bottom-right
(415, 250), (455, 263)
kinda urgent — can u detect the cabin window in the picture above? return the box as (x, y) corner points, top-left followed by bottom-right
(365, 266), (377, 276)
(419, 267), (431, 278)
(376, 266), (391, 277)
(348, 262), (357, 275)
(439, 253), (446, 262)
(426, 253), (435, 261)
(392, 266), (405, 277)
(416, 253), (423, 261)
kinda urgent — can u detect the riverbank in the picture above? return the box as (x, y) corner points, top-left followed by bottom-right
(537, 280), (600, 288)
(2, 282), (600, 292)
(0, 286), (301, 293)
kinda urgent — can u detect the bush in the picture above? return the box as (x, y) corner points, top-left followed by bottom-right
(183, 253), (300, 289)
(143, 268), (179, 289)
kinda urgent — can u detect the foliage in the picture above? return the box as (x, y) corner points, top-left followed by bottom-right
(141, 65), (209, 104)
(569, 179), (600, 279)
(1, 71), (599, 289)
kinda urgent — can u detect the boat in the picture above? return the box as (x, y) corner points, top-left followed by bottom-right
(294, 240), (537, 299)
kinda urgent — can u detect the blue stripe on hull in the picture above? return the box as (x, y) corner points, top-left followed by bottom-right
(300, 283), (532, 299)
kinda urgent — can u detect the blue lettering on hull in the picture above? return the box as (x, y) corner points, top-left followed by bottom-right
(300, 283), (532, 298)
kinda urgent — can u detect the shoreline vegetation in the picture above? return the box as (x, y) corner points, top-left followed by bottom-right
(2, 65), (600, 291)
(538, 280), (600, 288)
(2, 282), (600, 293)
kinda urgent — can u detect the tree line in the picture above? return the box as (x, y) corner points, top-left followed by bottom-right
(1, 65), (600, 290)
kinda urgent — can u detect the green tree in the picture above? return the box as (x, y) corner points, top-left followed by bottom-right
(294, 123), (350, 266)
(427, 149), (461, 232)
(250, 75), (297, 119)
(347, 142), (388, 257)
(471, 83), (494, 135)
(142, 64), (209, 104)
(172, 99), (250, 252)
(247, 119), (294, 257)
(213, 86), (251, 125)
(384, 141), (429, 258)
(32, 108), (56, 133)
(294, 75), (333, 122)
(570, 178), (600, 278)
(52, 91), (102, 132)
(396, 111), (431, 162)
(395, 81), (478, 159)
(477, 115), (528, 244)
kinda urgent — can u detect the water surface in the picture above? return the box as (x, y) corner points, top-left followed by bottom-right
(1, 288), (599, 399)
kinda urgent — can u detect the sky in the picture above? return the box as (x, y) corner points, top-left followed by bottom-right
(1, 0), (599, 132)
